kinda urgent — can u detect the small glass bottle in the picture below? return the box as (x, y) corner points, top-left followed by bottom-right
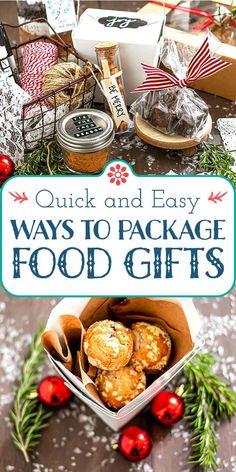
(96, 41), (129, 133)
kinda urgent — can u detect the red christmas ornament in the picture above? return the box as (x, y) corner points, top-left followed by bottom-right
(151, 391), (184, 426)
(118, 426), (152, 462)
(0, 154), (15, 186)
(38, 376), (72, 408)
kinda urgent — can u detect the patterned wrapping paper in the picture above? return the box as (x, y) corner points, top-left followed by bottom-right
(217, 118), (236, 156)
(23, 101), (71, 149)
(217, 118), (236, 172)
(0, 73), (30, 163)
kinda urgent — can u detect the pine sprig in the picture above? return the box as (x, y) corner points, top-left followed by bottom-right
(196, 142), (236, 186)
(15, 140), (68, 175)
(17, 138), (236, 186)
(183, 353), (236, 471)
(10, 327), (53, 463)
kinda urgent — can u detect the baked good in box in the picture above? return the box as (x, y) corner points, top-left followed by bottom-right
(42, 296), (197, 414)
(130, 322), (171, 374)
(83, 320), (133, 370)
(95, 365), (146, 409)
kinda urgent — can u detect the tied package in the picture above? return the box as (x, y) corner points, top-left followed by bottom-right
(165, 1), (236, 46)
(131, 36), (230, 140)
(72, 9), (164, 104)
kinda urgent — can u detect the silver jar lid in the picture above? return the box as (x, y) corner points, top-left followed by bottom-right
(57, 108), (114, 153)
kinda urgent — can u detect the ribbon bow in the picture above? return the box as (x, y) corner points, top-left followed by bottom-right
(132, 37), (231, 93)
(149, 1), (236, 32)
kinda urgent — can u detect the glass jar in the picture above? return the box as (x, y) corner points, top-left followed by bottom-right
(95, 41), (129, 133)
(57, 108), (114, 174)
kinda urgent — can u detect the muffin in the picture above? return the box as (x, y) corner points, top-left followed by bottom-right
(131, 322), (171, 374)
(83, 320), (133, 370)
(95, 365), (146, 409)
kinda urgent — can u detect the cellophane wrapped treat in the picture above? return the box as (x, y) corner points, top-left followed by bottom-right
(130, 38), (210, 140)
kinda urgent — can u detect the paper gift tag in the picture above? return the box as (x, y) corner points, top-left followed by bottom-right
(45, 0), (77, 34)
(101, 74), (129, 128)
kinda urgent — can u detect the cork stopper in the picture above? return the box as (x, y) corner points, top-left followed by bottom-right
(95, 41), (118, 51)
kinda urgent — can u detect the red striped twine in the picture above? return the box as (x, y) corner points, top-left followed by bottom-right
(21, 42), (58, 115)
(132, 37), (231, 93)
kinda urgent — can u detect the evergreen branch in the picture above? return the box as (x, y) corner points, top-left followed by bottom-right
(183, 353), (236, 471)
(15, 140), (68, 175)
(196, 142), (236, 186)
(17, 139), (236, 187)
(10, 327), (53, 463)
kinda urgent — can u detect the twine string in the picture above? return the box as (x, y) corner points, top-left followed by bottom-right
(43, 62), (92, 108)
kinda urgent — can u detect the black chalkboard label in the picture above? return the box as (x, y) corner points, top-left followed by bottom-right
(98, 16), (148, 29)
(73, 115), (103, 138)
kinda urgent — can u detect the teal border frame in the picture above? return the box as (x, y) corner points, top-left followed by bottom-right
(1, 160), (235, 298)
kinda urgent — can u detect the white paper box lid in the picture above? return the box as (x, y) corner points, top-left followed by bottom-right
(73, 9), (164, 45)
(72, 9), (165, 104)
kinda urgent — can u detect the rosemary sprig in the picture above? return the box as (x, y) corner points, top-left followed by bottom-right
(10, 327), (53, 463)
(17, 138), (236, 186)
(183, 353), (236, 471)
(15, 140), (68, 175)
(196, 142), (236, 186)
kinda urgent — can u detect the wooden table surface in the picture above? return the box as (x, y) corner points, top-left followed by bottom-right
(0, 1), (235, 472)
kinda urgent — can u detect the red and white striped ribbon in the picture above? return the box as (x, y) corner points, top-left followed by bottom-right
(132, 37), (231, 93)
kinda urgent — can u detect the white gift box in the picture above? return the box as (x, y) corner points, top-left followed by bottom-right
(45, 297), (201, 431)
(72, 9), (164, 105)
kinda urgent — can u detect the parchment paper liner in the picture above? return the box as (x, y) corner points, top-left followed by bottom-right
(42, 298), (194, 410)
